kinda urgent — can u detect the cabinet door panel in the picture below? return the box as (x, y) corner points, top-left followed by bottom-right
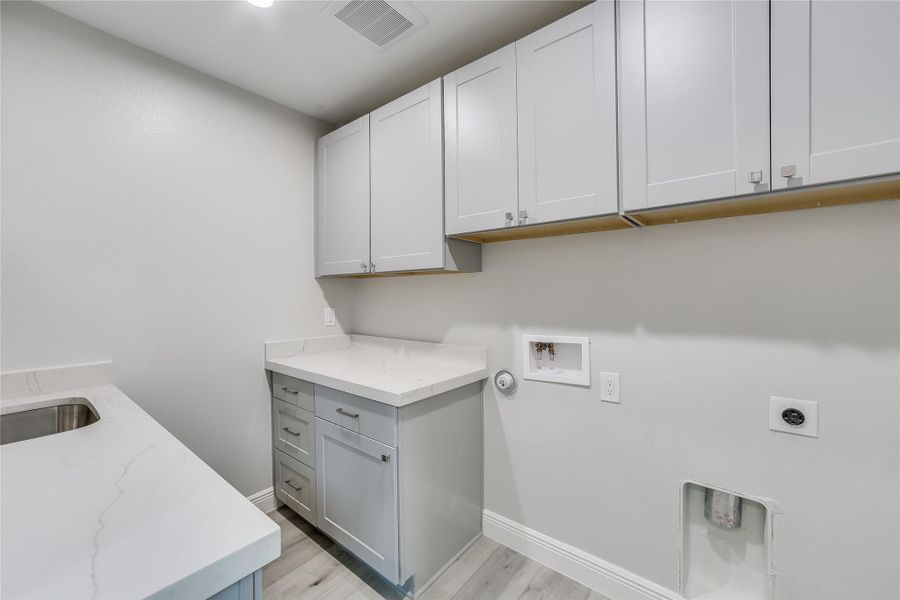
(370, 80), (444, 273)
(517, 2), (618, 224)
(619, 0), (770, 210)
(445, 45), (517, 235)
(315, 418), (399, 583)
(772, 0), (900, 188)
(315, 117), (370, 276)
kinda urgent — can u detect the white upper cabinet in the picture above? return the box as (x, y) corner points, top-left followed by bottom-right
(771, 0), (900, 189)
(315, 116), (370, 276)
(619, 0), (771, 211)
(516, 2), (618, 225)
(370, 79), (444, 273)
(444, 44), (518, 235)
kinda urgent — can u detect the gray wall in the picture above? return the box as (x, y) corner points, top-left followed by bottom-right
(0, 2), (355, 496)
(351, 201), (900, 599)
(3, 3), (898, 598)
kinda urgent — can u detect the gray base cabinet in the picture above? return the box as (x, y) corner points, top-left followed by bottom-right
(208, 570), (262, 600)
(269, 371), (483, 597)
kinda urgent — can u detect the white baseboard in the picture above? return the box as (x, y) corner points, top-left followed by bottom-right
(247, 487), (277, 514)
(482, 510), (681, 600)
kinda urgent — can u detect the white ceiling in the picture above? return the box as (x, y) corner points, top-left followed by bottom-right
(42, 0), (587, 125)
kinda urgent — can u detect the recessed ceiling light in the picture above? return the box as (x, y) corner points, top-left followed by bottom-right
(246, 0), (274, 8)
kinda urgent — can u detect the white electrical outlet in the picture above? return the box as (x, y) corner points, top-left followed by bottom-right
(600, 372), (620, 403)
(323, 307), (336, 327)
(769, 396), (818, 437)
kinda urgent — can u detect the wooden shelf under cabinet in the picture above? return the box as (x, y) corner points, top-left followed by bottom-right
(626, 173), (900, 227)
(450, 213), (634, 244)
(444, 173), (900, 247)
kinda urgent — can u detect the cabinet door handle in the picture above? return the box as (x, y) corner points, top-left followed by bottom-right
(282, 426), (301, 437)
(281, 386), (299, 395)
(382, 453), (391, 462)
(285, 479), (303, 492)
(360, 262), (369, 272)
(336, 407), (360, 418)
(780, 164), (803, 187)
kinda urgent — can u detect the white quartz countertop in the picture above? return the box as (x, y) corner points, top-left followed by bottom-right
(265, 335), (488, 407)
(0, 384), (280, 599)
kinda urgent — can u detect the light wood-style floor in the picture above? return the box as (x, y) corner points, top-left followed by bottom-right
(263, 507), (611, 600)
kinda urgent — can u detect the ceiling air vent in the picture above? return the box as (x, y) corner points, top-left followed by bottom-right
(325, 0), (426, 49)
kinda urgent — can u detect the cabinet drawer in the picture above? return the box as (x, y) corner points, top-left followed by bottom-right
(273, 400), (315, 468)
(314, 385), (397, 447)
(272, 372), (314, 412)
(274, 449), (317, 527)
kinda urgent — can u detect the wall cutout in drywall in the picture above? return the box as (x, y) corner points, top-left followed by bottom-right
(680, 481), (774, 600)
(522, 335), (590, 386)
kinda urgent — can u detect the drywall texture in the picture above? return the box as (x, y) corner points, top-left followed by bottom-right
(0, 2), (354, 496)
(352, 201), (900, 599)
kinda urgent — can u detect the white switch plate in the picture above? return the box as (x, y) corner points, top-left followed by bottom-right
(769, 396), (818, 438)
(323, 307), (336, 327)
(600, 372), (620, 403)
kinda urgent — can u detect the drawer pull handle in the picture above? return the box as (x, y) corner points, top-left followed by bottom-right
(336, 408), (360, 418)
(382, 453), (390, 462)
(281, 387), (299, 395)
(282, 427), (301, 437)
(285, 479), (303, 492)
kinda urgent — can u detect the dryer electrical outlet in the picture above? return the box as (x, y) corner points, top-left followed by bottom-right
(769, 396), (818, 438)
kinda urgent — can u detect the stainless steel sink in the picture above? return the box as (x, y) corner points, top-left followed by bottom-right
(1, 398), (100, 445)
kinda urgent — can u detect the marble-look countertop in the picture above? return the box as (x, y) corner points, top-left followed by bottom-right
(265, 334), (488, 407)
(0, 383), (280, 599)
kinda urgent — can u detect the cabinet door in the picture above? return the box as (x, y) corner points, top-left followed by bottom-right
(315, 417), (399, 583)
(771, 0), (900, 189)
(315, 117), (370, 276)
(619, 0), (770, 210)
(516, 2), (618, 224)
(370, 80), (444, 273)
(444, 44), (518, 235)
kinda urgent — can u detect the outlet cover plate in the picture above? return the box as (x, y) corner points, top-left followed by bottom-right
(600, 372), (620, 403)
(769, 396), (818, 438)
(324, 307), (336, 327)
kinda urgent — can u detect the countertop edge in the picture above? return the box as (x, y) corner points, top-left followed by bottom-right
(150, 524), (280, 599)
(264, 360), (488, 407)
